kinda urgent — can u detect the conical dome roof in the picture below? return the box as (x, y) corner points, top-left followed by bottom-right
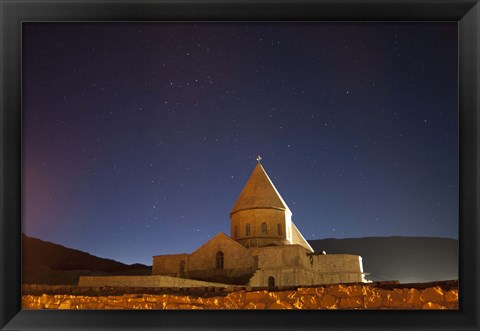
(230, 163), (291, 215)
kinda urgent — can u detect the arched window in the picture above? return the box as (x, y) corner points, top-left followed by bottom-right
(234, 226), (238, 238)
(268, 276), (275, 287)
(277, 223), (282, 236)
(246, 223), (251, 236)
(261, 222), (267, 235)
(215, 251), (224, 269)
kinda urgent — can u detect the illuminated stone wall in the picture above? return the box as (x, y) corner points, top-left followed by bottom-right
(152, 233), (255, 275)
(151, 253), (189, 276)
(248, 246), (365, 286)
(150, 238), (365, 288)
(230, 208), (292, 247)
(188, 233), (255, 271)
(22, 283), (458, 310)
(78, 275), (226, 288)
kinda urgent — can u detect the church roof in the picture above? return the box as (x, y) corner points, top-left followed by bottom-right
(230, 162), (291, 215)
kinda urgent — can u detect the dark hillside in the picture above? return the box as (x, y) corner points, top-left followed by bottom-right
(22, 234), (151, 284)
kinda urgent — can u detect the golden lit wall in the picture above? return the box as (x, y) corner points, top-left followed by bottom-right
(230, 208), (291, 247)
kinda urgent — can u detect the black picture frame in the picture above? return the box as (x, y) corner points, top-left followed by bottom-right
(1, 1), (478, 330)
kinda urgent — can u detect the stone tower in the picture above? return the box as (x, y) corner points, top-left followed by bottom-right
(230, 160), (313, 252)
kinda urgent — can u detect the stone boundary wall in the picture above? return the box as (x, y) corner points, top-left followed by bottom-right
(78, 275), (227, 288)
(22, 280), (459, 296)
(22, 281), (458, 310)
(22, 284), (233, 297)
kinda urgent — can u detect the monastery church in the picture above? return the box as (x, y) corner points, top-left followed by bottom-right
(150, 159), (367, 287)
(79, 159), (368, 288)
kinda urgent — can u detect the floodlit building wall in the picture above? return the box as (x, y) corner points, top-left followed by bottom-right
(152, 240), (366, 287)
(152, 254), (189, 276)
(188, 233), (255, 271)
(248, 245), (366, 286)
(231, 208), (291, 247)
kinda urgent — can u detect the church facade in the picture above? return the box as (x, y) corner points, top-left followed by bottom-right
(152, 161), (368, 287)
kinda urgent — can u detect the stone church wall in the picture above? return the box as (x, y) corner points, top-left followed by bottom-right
(312, 254), (365, 284)
(250, 245), (306, 269)
(249, 267), (317, 287)
(152, 254), (189, 276)
(152, 234), (256, 281)
(314, 254), (363, 272)
(187, 267), (256, 285)
(248, 247), (365, 286)
(249, 266), (364, 287)
(230, 208), (288, 244)
(149, 241), (365, 287)
(188, 234), (254, 271)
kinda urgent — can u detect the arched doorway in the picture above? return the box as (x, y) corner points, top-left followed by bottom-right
(268, 276), (275, 287)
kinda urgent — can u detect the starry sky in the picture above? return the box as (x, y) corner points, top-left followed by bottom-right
(22, 22), (458, 265)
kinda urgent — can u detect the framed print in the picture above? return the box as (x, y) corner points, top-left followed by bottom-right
(1, 0), (479, 330)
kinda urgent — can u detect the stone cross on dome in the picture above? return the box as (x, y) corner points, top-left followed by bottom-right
(256, 155), (262, 163)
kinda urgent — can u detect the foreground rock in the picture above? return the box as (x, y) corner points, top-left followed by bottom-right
(22, 281), (458, 310)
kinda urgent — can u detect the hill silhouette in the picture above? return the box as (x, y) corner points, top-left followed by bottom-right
(22, 234), (151, 284)
(308, 236), (458, 283)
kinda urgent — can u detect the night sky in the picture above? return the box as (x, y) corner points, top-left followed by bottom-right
(22, 22), (458, 265)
